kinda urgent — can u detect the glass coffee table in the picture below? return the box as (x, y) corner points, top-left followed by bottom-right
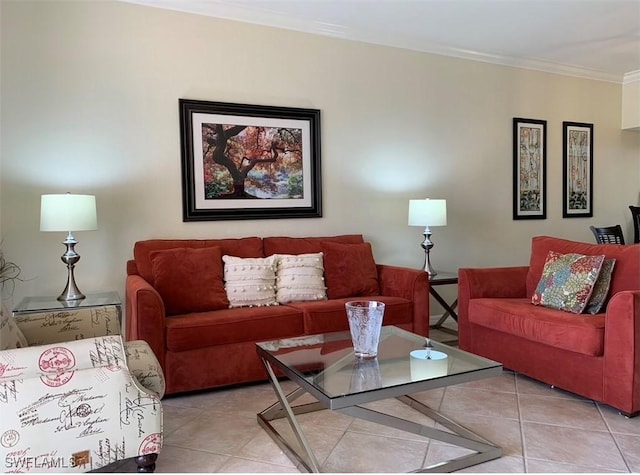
(256, 326), (503, 473)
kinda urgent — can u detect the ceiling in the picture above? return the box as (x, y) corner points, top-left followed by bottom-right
(124, 0), (640, 83)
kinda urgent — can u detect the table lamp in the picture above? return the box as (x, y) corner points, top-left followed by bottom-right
(40, 193), (97, 301)
(408, 198), (447, 276)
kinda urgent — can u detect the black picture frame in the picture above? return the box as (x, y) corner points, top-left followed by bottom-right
(179, 99), (322, 221)
(513, 117), (547, 220)
(562, 121), (594, 218)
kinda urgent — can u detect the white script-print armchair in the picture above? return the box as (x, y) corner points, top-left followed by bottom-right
(0, 306), (165, 473)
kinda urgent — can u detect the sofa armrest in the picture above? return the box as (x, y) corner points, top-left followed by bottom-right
(458, 266), (529, 350)
(125, 274), (166, 371)
(377, 264), (430, 336)
(603, 290), (640, 415)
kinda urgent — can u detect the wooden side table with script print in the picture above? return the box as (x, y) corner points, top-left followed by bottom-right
(12, 292), (122, 344)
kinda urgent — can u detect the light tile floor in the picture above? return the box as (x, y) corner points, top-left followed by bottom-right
(103, 323), (640, 473)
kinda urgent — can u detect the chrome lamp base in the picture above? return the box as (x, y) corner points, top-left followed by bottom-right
(420, 226), (437, 277)
(57, 231), (86, 301)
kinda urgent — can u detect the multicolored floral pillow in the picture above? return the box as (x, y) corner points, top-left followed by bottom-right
(532, 251), (605, 314)
(584, 258), (616, 314)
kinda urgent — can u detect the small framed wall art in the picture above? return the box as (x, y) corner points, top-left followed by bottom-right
(513, 117), (547, 220)
(179, 99), (322, 221)
(562, 121), (593, 218)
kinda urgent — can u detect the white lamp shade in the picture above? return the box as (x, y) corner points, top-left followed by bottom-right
(40, 194), (98, 232)
(408, 199), (447, 227)
(410, 349), (448, 380)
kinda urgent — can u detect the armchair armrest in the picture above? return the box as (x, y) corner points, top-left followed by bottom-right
(377, 264), (430, 336)
(0, 335), (162, 471)
(603, 290), (640, 415)
(124, 340), (166, 399)
(125, 274), (166, 371)
(458, 266), (529, 350)
(0, 335), (127, 383)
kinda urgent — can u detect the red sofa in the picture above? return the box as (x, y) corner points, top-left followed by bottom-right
(126, 234), (430, 395)
(459, 236), (640, 416)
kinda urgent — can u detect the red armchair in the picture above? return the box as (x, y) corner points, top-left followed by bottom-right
(458, 236), (640, 416)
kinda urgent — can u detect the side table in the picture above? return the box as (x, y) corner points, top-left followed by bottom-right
(429, 271), (459, 339)
(13, 291), (122, 344)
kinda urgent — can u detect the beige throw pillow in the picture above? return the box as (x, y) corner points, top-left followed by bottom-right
(223, 255), (278, 307)
(275, 253), (327, 303)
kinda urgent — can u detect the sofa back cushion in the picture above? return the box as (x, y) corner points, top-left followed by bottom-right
(263, 235), (365, 256)
(133, 237), (264, 283)
(527, 236), (640, 298)
(321, 241), (380, 299)
(150, 246), (229, 316)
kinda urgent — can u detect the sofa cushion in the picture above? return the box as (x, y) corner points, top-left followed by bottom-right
(469, 298), (605, 356)
(531, 251), (604, 314)
(585, 258), (616, 314)
(134, 237), (264, 283)
(289, 296), (412, 335)
(263, 234), (365, 256)
(223, 255), (278, 307)
(321, 241), (380, 299)
(526, 236), (640, 298)
(274, 253), (327, 303)
(165, 305), (304, 352)
(150, 247), (229, 316)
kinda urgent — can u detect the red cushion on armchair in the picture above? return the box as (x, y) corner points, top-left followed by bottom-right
(526, 236), (640, 298)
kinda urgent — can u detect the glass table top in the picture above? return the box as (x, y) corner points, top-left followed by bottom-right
(257, 326), (501, 408)
(13, 291), (121, 313)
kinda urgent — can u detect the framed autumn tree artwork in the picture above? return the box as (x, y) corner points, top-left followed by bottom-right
(513, 117), (547, 220)
(179, 99), (322, 221)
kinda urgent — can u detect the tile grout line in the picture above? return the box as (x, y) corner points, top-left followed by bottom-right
(596, 402), (633, 473)
(514, 373), (530, 473)
(419, 385), (447, 468)
(321, 421), (353, 472)
(219, 454), (297, 473)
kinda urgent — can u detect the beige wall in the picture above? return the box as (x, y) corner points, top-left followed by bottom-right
(1, 0), (639, 310)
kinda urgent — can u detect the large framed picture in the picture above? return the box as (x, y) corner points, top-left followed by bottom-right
(179, 99), (322, 221)
(562, 121), (593, 218)
(513, 118), (547, 220)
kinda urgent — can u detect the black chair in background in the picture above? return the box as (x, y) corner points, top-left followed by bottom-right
(630, 205), (640, 244)
(589, 225), (625, 244)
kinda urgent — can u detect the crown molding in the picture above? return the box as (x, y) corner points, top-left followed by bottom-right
(122, 0), (628, 84)
(623, 70), (640, 84)
(345, 29), (624, 84)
